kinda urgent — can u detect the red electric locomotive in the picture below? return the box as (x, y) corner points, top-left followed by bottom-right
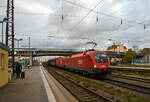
(56, 57), (65, 67)
(56, 50), (111, 75)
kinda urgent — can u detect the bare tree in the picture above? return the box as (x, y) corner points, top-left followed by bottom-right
(132, 45), (139, 52)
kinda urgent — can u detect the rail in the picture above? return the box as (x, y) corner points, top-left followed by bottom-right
(110, 66), (150, 72)
(47, 68), (113, 102)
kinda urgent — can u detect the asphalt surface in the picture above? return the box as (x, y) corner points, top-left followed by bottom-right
(0, 66), (41, 102)
(0, 66), (78, 102)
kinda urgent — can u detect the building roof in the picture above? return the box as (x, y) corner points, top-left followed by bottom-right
(143, 48), (150, 52)
(107, 45), (117, 50)
(107, 44), (127, 51)
(0, 42), (9, 51)
(139, 48), (150, 55)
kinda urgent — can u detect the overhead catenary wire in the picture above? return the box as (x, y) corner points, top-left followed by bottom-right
(11, 11), (101, 19)
(62, 0), (150, 43)
(69, 0), (104, 31)
(1, 0), (147, 29)
(107, 18), (150, 38)
(12, 4), (149, 44)
(15, 11), (124, 40)
(110, 0), (136, 15)
(63, 0), (147, 26)
(0, 0), (141, 27)
(4, 0), (150, 46)
(1, 0), (147, 28)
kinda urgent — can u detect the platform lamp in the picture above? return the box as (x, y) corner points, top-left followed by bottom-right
(14, 38), (23, 57)
(0, 18), (12, 43)
(108, 39), (117, 64)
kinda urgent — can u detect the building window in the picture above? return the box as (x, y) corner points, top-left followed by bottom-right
(0, 53), (4, 69)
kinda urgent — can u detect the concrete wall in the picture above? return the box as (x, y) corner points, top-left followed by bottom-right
(0, 48), (8, 87)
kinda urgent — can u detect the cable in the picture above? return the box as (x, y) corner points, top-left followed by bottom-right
(69, 0), (104, 31)
(110, 0), (136, 15)
(63, 0), (149, 41)
(14, 11), (50, 15)
(14, 11), (99, 19)
(107, 18), (150, 38)
(13, 10), (150, 30)
(64, 0), (146, 26)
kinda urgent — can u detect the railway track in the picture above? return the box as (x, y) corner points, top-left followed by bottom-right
(110, 66), (150, 73)
(47, 69), (113, 102)
(108, 73), (150, 84)
(103, 76), (150, 95)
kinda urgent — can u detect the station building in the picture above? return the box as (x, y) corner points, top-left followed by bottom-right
(107, 43), (127, 63)
(107, 42), (127, 53)
(0, 43), (9, 87)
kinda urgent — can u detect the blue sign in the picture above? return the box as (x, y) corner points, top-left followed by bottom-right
(32, 51), (36, 57)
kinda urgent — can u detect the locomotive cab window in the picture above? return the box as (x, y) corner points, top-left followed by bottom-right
(88, 56), (92, 61)
(94, 54), (107, 63)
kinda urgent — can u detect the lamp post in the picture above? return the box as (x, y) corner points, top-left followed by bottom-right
(0, 18), (11, 43)
(108, 39), (116, 52)
(21, 45), (28, 57)
(15, 38), (23, 48)
(0, 20), (4, 43)
(48, 35), (56, 49)
(20, 35), (31, 66)
(108, 39), (129, 64)
(14, 38), (23, 57)
(108, 39), (117, 64)
(18, 35), (30, 58)
(1, 18), (14, 73)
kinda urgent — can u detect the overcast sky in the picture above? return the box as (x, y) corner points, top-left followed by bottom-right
(0, 0), (150, 50)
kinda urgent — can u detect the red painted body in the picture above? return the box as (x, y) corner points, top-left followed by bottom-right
(56, 51), (109, 75)
(70, 51), (109, 69)
(56, 57), (65, 67)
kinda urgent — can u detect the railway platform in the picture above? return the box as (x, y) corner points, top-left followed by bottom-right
(0, 66), (78, 102)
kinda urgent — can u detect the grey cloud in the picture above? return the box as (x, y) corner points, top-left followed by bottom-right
(1, 0), (150, 50)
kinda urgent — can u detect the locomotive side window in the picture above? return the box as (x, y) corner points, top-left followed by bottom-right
(88, 56), (92, 61)
(94, 54), (107, 63)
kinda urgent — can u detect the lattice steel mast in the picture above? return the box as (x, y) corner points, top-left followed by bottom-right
(6, 0), (15, 71)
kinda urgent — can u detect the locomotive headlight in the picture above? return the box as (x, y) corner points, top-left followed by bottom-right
(94, 64), (97, 68)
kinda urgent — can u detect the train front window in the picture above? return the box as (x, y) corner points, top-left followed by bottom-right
(88, 56), (92, 61)
(94, 54), (107, 63)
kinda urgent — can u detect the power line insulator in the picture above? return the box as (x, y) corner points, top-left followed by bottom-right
(96, 8), (99, 23)
(121, 19), (123, 24)
(62, 15), (64, 21)
(144, 24), (146, 29)
(96, 16), (98, 22)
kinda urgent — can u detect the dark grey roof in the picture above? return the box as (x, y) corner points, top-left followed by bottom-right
(0, 42), (9, 51)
